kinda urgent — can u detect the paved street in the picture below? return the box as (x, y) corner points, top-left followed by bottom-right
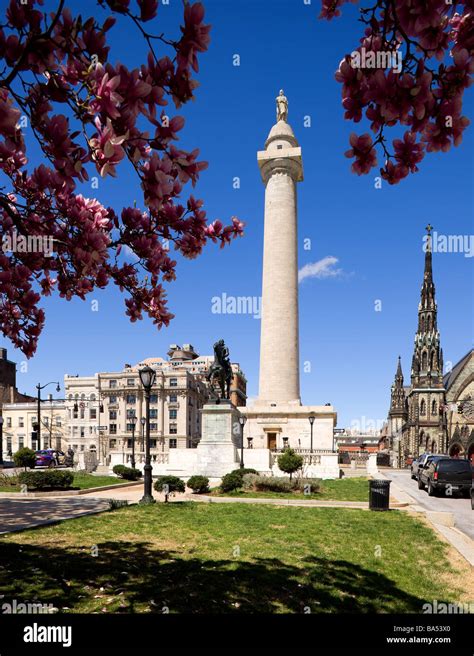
(387, 469), (473, 540)
(0, 498), (111, 534)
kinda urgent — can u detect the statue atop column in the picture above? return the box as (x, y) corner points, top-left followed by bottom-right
(276, 89), (288, 122)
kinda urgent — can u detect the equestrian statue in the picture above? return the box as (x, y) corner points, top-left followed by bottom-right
(207, 339), (233, 402)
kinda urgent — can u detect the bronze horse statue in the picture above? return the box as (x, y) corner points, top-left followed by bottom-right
(207, 339), (232, 401)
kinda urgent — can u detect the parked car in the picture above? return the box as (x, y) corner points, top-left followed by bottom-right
(418, 457), (472, 497)
(414, 453), (449, 481)
(411, 452), (434, 480)
(35, 449), (66, 468)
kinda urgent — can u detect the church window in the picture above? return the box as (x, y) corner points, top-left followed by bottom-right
(431, 400), (437, 415)
(420, 399), (426, 415)
(422, 351), (428, 370)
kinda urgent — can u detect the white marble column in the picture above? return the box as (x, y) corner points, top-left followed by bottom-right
(257, 115), (303, 405)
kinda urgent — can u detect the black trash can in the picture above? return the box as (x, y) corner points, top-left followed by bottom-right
(369, 479), (391, 511)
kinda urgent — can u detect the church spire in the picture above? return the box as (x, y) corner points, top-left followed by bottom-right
(390, 356), (406, 415)
(411, 225), (443, 386)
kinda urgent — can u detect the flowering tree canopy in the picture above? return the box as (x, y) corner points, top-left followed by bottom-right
(320, 0), (473, 183)
(0, 0), (243, 357)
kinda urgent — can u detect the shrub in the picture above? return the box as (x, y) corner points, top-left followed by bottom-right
(277, 448), (303, 481)
(253, 476), (293, 493)
(19, 470), (74, 490)
(113, 465), (141, 481)
(0, 472), (20, 488)
(13, 448), (36, 470)
(293, 478), (322, 494)
(121, 467), (142, 481)
(220, 471), (244, 493)
(242, 473), (259, 490)
(154, 476), (185, 494)
(187, 475), (210, 494)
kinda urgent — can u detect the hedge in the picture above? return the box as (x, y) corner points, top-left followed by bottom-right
(19, 470), (74, 490)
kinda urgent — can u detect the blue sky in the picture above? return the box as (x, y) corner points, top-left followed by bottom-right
(3, 0), (473, 428)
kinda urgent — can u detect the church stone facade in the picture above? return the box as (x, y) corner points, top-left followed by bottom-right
(386, 227), (473, 465)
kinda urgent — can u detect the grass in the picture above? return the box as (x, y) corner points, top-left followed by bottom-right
(0, 502), (469, 614)
(0, 471), (129, 492)
(210, 477), (370, 502)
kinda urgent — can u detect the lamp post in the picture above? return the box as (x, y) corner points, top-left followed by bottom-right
(130, 415), (138, 469)
(0, 416), (3, 466)
(139, 366), (156, 504)
(238, 415), (247, 469)
(140, 417), (146, 452)
(36, 382), (60, 451)
(308, 414), (315, 451)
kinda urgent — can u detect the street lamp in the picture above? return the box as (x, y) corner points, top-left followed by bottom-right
(140, 417), (146, 451)
(36, 382), (60, 451)
(138, 366), (156, 504)
(0, 416), (3, 466)
(308, 414), (315, 453)
(130, 415), (138, 469)
(238, 415), (247, 469)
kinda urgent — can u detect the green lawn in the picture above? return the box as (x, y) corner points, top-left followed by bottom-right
(0, 502), (467, 613)
(0, 471), (128, 492)
(211, 477), (369, 502)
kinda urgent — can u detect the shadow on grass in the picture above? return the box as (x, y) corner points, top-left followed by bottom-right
(0, 539), (431, 613)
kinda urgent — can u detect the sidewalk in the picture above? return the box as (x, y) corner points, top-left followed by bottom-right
(377, 470), (474, 566)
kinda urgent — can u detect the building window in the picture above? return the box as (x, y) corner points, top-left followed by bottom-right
(420, 399), (426, 415)
(110, 395), (117, 404)
(126, 423), (135, 432)
(169, 394), (177, 403)
(169, 438), (177, 448)
(90, 409), (97, 420)
(109, 424), (117, 434)
(431, 400), (437, 415)
(55, 417), (61, 427)
(109, 410), (117, 420)
(126, 394), (136, 404)
(6, 437), (12, 452)
(18, 436), (24, 449)
(150, 394), (158, 404)
(170, 378), (178, 387)
(127, 439), (133, 448)
(80, 408), (85, 419)
(109, 439), (116, 449)
(73, 444), (78, 451)
(90, 393), (96, 401)
(169, 409), (177, 420)
(150, 423), (158, 431)
(150, 439), (157, 448)
(149, 409), (158, 419)
(169, 423), (177, 435)
(109, 380), (117, 389)
(80, 427), (85, 438)
(6, 417), (11, 428)
(18, 417), (24, 428)
(43, 417), (49, 427)
(126, 409), (136, 419)
(127, 378), (135, 387)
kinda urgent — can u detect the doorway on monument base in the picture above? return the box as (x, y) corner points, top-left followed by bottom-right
(267, 433), (277, 450)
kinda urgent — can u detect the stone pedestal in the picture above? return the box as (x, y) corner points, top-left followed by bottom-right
(195, 401), (241, 477)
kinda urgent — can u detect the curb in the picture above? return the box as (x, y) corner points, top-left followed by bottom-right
(0, 481), (142, 498)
